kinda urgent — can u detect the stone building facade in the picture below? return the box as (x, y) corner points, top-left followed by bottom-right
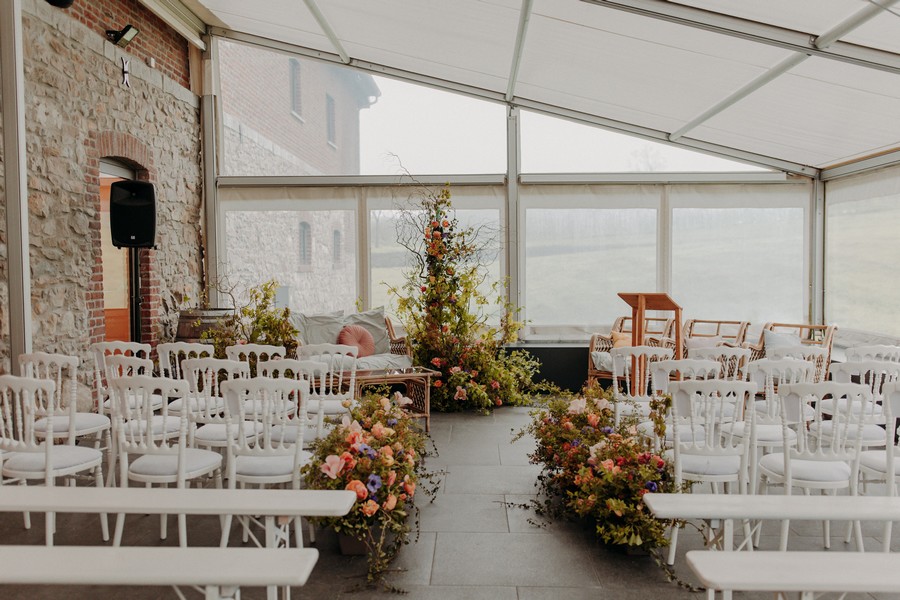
(0, 0), (204, 376)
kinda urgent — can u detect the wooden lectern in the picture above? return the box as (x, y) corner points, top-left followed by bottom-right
(618, 293), (682, 390)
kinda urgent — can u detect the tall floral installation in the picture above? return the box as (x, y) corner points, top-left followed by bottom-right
(389, 185), (542, 412)
(302, 392), (430, 585)
(516, 383), (676, 552)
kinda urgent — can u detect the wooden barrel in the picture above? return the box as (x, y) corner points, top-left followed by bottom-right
(176, 308), (233, 343)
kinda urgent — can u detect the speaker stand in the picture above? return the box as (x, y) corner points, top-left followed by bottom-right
(129, 247), (142, 343)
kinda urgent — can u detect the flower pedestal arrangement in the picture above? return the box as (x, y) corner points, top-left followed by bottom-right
(518, 384), (676, 553)
(302, 393), (428, 585)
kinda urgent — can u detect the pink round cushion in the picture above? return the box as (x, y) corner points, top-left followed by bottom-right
(337, 324), (375, 358)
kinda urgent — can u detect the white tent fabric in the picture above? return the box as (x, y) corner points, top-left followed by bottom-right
(178, 0), (900, 174)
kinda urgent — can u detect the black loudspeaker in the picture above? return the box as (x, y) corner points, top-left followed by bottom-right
(110, 180), (156, 248)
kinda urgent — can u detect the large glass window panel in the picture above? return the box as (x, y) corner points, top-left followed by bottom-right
(522, 185), (659, 326)
(521, 110), (768, 173)
(825, 165), (900, 337)
(670, 184), (809, 325)
(218, 40), (506, 176)
(221, 187), (358, 314)
(367, 186), (504, 317)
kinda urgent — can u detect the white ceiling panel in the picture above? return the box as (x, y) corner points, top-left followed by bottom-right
(185, 0), (900, 173)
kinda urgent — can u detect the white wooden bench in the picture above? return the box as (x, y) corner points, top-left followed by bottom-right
(687, 550), (900, 600)
(644, 492), (900, 553)
(0, 545), (317, 600)
(0, 486), (356, 600)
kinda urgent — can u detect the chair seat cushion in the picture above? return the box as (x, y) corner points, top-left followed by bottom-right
(590, 351), (613, 372)
(130, 448), (222, 479)
(721, 421), (797, 444)
(123, 415), (181, 436)
(356, 353), (412, 370)
(663, 449), (741, 477)
(810, 421), (885, 444)
(33, 413), (110, 437)
(234, 452), (313, 478)
(104, 393), (164, 412)
(308, 398), (351, 416)
(758, 452), (852, 483)
(194, 421), (263, 444)
(2, 445), (102, 476)
(818, 398), (883, 418)
(859, 450), (900, 476)
(637, 419), (704, 442)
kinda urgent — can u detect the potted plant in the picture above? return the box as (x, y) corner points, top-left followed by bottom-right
(301, 392), (429, 585)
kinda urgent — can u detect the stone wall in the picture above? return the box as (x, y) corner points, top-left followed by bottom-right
(0, 0), (203, 380)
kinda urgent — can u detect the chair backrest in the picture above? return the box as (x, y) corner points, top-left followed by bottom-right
(746, 358), (815, 423)
(830, 360), (900, 401)
(767, 345), (829, 383)
(611, 346), (673, 400)
(881, 381), (900, 495)
(650, 358), (720, 394)
(104, 354), (154, 379)
(846, 345), (900, 363)
(668, 380), (757, 483)
(614, 316), (675, 343)
(0, 374), (56, 453)
(109, 376), (190, 483)
(757, 322), (836, 380)
(18, 352), (80, 442)
(297, 343), (358, 401)
(180, 358), (250, 424)
(90, 342), (152, 404)
(221, 377), (310, 483)
(683, 319), (750, 348)
(224, 344), (286, 363)
(258, 358), (326, 382)
(157, 342), (215, 379)
(690, 346), (752, 381)
(779, 382), (869, 464)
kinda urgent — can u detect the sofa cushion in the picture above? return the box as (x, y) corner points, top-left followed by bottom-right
(356, 353), (413, 371)
(337, 324), (376, 358)
(345, 307), (390, 354)
(295, 311), (344, 345)
(763, 328), (801, 350)
(611, 331), (631, 348)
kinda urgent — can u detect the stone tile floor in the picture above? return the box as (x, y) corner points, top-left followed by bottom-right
(0, 406), (898, 599)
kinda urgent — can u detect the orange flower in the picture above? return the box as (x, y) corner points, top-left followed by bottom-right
(361, 499), (380, 516)
(434, 380), (443, 388)
(382, 494), (398, 511)
(346, 479), (368, 500)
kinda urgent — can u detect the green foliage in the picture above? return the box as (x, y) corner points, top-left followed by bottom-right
(301, 393), (430, 584)
(518, 383), (676, 550)
(388, 185), (542, 412)
(200, 279), (298, 361)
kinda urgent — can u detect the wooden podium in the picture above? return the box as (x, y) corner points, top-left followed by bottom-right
(617, 293), (682, 359)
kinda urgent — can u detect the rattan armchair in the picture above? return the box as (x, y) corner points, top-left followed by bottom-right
(656, 319), (750, 357)
(385, 317), (412, 357)
(587, 316), (674, 386)
(745, 322), (836, 382)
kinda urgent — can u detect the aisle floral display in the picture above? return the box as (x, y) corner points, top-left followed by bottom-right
(302, 392), (430, 585)
(516, 384), (676, 551)
(389, 184), (543, 412)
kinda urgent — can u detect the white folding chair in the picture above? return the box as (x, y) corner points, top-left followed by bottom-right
(297, 344), (358, 438)
(665, 379), (757, 565)
(610, 346), (673, 425)
(0, 375), (108, 545)
(109, 375), (223, 547)
(220, 377), (311, 549)
(759, 382), (869, 551)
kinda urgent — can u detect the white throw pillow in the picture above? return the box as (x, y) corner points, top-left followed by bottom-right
(294, 310), (345, 345)
(685, 336), (722, 350)
(763, 328), (801, 349)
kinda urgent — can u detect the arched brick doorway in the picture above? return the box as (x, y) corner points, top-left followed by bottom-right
(86, 132), (161, 348)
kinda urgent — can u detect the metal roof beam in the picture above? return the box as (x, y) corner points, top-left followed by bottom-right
(667, 0), (897, 142)
(506, 0), (534, 102)
(302, 0), (350, 64)
(209, 27), (818, 177)
(138, 0), (206, 49)
(581, 0), (900, 75)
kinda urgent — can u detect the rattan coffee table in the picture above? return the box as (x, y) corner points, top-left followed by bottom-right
(353, 366), (439, 432)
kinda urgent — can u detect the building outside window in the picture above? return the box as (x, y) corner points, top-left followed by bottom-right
(299, 221), (312, 270)
(326, 94), (336, 146)
(332, 229), (342, 267)
(289, 58), (302, 119)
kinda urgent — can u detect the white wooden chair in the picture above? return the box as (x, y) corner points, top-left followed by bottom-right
(180, 357), (253, 451)
(90, 341), (153, 416)
(297, 343), (358, 438)
(665, 379), (757, 565)
(609, 346), (673, 425)
(225, 343), (286, 378)
(767, 345), (830, 384)
(846, 345), (900, 363)
(827, 360), (900, 449)
(0, 375), (108, 545)
(109, 375), (223, 547)
(19, 352), (111, 451)
(690, 346), (752, 381)
(157, 341), (215, 380)
(860, 380), (900, 551)
(220, 377), (312, 549)
(258, 358), (329, 442)
(640, 358), (721, 450)
(758, 382), (869, 551)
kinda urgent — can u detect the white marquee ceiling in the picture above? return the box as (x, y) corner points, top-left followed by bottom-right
(172, 0), (900, 175)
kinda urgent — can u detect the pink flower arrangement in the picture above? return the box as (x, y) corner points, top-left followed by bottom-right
(302, 394), (428, 583)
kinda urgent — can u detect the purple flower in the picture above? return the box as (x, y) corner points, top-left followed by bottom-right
(571, 439), (581, 448)
(644, 481), (658, 492)
(387, 418), (398, 426)
(357, 444), (377, 460)
(600, 426), (614, 434)
(366, 474), (382, 495)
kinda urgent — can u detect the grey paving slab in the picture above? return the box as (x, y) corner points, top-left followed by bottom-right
(443, 464), (543, 495)
(430, 531), (599, 587)
(383, 531), (437, 586)
(504, 493), (588, 536)
(341, 585), (519, 599)
(418, 493), (510, 533)
(426, 442), (502, 467)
